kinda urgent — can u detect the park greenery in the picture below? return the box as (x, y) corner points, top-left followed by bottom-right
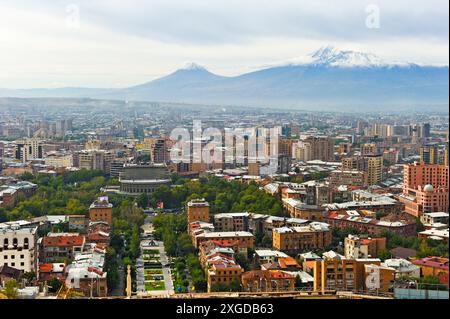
(136, 176), (284, 216)
(1, 169), (146, 293)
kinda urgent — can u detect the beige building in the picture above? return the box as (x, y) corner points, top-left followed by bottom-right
(74, 150), (114, 173)
(44, 153), (73, 168)
(303, 136), (334, 162)
(342, 155), (383, 185)
(0, 221), (38, 273)
(272, 223), (331, 254)
(344, 235), (386, 259)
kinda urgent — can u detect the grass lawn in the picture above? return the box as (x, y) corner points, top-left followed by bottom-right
(145, 274), (164, 281)
(143, 249), (160, 255)
(145, 268), (164, 275)
(145, 281), (166, 291)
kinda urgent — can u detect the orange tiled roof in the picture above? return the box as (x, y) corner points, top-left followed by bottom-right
(43, 235), (84, 247)
(278, 257), (300, 269)
(39, 263), (53, 273)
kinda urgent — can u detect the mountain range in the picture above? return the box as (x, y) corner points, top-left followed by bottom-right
(1, 46), (448, 111)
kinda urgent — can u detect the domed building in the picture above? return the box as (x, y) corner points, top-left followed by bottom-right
(399, 162), (449, 217)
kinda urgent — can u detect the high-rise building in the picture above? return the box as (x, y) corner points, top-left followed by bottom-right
(303, 136), (335, 162)
(293, 141), (312, 162)
(74, 149), (114, 173)
(361, 143), (377, 156)
(342, 154), (383, 185)
(423, 123), (431, 138)
(144, 137), (170, 164)
(383, 149), (399, 165)
(399, 162), (449, 217)
(420, 143), (439, 165)
(365, 155), (383, 185)
(15, 138), (43, 162)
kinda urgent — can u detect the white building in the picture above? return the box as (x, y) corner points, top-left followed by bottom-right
(381, 258), (421, 278)
(0, 221), (38, 273)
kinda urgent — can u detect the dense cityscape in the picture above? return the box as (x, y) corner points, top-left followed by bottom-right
(0, 99), (448, 300)
(0, 1), (449, 312)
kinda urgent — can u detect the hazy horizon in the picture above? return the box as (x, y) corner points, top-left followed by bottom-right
(0, 0), (448, 89)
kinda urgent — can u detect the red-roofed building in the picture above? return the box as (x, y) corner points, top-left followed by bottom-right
(86, 222), (111, 246)
(242, 270), (295, 292)
(412, 256), (449, 287)
(278, 257), (301, 271)
(38, 263), (66, 282)
(40, 233), (85, 263)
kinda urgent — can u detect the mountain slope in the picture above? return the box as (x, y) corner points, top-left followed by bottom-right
(1, 47), (448, 111)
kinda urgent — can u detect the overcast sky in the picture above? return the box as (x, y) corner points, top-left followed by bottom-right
(0, 0), (448, 88)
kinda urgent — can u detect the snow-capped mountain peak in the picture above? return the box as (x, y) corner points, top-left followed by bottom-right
(309, 46), (386, 67)
(180, 62), (207, 71)
(270, 46), (415, 68)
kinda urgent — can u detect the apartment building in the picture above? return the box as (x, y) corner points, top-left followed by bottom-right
(344, 234), (386, 259)
(399, 162), (449, 217)
(214, 212), (249, 232)
(187, 198), (210, 224)
(89, 196), (113, 225)
(193, 231), (254, 250)
(44, 152), (73, 168)
(324, 210), (416, 236)
(207, 261), (243, 292)
(40, 233), (85, 263)
(73, 149), (114, 173)
(342, 154), (383, 186)
(241, 270), (295, 292)
(302, 136), (335, 162)
(272, 222), (332, 254)
(313, 255), (392, 293)
(0, 221), (38, 273)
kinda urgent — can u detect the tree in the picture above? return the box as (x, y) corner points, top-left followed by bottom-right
(21, 272), (36, 285)
(130, 226), (141, 259)
(1, 279), (19, 299)
(377, 249), (391, 261)
(235, 253), (250, 271)
(20, 172), (34, 181)
(136, 193), (150, 209)
(261, 235), (272, 248)
(294, 274), (302, 288)
(47, 277), (62, 293)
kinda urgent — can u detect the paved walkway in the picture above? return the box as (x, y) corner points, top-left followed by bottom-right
(158, 242), (175, 295)
(136, 218), (174, 296)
